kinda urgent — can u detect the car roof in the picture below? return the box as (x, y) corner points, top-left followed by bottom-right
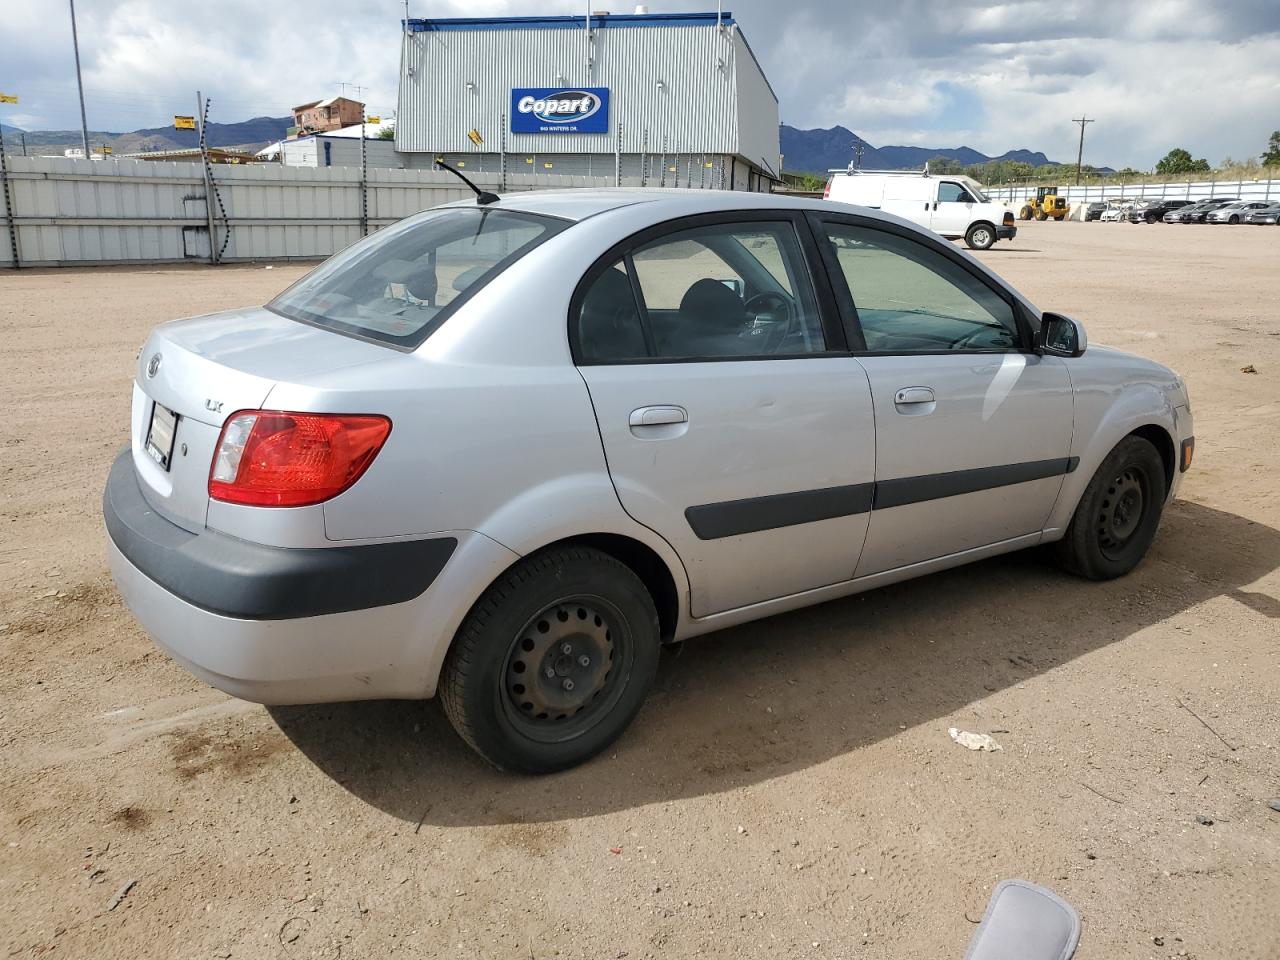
(442, 189), (875, 223)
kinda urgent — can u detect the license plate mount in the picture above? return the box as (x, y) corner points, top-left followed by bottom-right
(145, 402), (178, 471)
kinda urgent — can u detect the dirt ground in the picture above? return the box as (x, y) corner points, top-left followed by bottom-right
(2, 220), (1278, 960)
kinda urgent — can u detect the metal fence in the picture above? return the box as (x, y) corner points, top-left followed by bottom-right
(0, 156), (630, 268)
(984, 177), (1280, 205)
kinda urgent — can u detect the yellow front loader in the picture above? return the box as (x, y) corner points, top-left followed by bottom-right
(1018, 186), (1070, 221)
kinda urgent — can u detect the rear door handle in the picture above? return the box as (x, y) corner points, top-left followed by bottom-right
(894, 387), (935, 405)
(629, 405), (688, 427)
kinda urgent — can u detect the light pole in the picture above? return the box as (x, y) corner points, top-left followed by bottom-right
(68, 0), (90, 159)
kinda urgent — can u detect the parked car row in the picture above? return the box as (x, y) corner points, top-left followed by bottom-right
(1085, 197), (1280, 224)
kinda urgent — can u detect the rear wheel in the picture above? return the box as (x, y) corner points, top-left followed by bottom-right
(965, 223), (996, 250)
(1034, 209), (1047, 221)
(441, 546), (660, 773)
(1019, 206), (1032, 220)
(1229, 215), (1240, 225)
(1054, 436), (1166, 580)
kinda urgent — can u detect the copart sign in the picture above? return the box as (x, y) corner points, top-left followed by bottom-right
(510, 87), (609, 134)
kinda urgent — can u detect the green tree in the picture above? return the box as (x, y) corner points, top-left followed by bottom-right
(1155, 148), (1210, 175)
(927, 156), (964, 174)
(1261, 131), (1280, 166)
(377, 125), (395, 140)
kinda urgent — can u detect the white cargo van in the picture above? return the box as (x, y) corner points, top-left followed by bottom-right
(824, 168), (1017, 250)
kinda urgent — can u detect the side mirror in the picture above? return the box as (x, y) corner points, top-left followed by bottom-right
(1036, 312), (1087, 358)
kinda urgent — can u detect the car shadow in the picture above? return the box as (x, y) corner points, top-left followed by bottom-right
(270, 499), (1279, 826)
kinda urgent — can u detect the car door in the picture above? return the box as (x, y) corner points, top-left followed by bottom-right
(930, 180), (977, 238)
(809, 213), (1075, 576)
(572, 212), (876, 618)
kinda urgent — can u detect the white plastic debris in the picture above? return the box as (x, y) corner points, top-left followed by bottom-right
(949, 727), (1003, 752)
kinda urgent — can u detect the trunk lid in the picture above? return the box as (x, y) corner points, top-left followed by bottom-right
(131, 307), (391, 531)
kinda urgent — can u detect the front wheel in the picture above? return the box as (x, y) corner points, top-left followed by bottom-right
(441, 546), (660, 773)
(1034, 209), (1047, 221)
(1054, 436), (1167, 580)
(965, 223), (996, 250)
(1229, 215), (1240, 225)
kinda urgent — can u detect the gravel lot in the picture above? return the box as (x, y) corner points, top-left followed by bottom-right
(2, 220), (1278, 960)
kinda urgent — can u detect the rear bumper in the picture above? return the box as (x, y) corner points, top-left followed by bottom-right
(104, 450), (455, 619)
(103, 449), (511, 704)
(997, 225), (1017, 240)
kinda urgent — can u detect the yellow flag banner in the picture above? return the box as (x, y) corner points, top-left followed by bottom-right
(174, 115), (196, 130)
(0, 92), (19, 104)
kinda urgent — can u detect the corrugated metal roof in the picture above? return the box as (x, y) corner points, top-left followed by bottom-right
(406, 12), (737, 32)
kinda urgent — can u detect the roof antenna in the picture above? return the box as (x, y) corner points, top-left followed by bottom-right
(434, 158), (499, 205)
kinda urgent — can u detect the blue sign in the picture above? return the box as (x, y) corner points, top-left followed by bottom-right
(511, 87), (609, 134)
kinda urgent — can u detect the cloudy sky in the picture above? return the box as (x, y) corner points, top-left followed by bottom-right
(3, 0), (1278, 168)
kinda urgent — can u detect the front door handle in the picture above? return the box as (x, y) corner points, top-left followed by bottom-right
(894, 387), (935, 405)
(629, 405), (688, 427)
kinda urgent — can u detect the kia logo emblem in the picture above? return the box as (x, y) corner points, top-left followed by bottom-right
(515, 90), (601, 124)
(146, 353), (162, 378)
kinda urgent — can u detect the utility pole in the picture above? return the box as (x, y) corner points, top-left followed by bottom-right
(854, 142), (865, 170)
(1072, 115), (1094, 186)
(68, 0), (90, 159)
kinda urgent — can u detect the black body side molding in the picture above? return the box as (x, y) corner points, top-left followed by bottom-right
(685, 457), (1079, 540)
(685, 482), (875, 540)
(873, 457), (1079, 510)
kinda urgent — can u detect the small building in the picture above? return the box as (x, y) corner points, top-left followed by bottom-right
(395, 10), (781, 190)
(260, 121), (402, 168)
(290, 97), (366, 139)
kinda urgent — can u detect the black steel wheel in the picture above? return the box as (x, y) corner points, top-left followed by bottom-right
(1054, 436), (1167, 580)
(501, 597), (626, 741)
(1096, 466), (1147, 560)
(441, 546), (660, 773)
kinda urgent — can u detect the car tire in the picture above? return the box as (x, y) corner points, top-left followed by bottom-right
(441, 546), (660, 774)
(1054, 436), (1167, 581)
(1229, 215), (1240, 224)
(965, 223), (996, 250)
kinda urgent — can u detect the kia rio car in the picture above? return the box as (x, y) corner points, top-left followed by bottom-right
(104, 190), (1194, 773)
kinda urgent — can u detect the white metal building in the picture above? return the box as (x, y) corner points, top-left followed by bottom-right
(395, 10), (780, 191)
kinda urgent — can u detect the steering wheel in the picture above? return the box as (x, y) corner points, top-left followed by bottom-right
(743, 291), (797, 353)
(950, 326), (1016, 351)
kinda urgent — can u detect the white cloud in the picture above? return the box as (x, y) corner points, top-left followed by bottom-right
(2, 0), (1277, 168)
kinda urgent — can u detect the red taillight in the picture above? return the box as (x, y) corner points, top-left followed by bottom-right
(823, 179), (832, 199)
(209, 410), (392, 507)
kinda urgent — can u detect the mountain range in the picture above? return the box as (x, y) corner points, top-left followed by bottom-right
(781, 124), (1065, 174)
(4, 116), (1085, 172)
(0, 116), (291, 156)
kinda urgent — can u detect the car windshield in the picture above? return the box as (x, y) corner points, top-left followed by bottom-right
(268, 207), (567, 349)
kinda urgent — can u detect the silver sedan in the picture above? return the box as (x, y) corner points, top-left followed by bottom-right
(104, 189), (1194, 772)
(1206, 201), (1271, 223)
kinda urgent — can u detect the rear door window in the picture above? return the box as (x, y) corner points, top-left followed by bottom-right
(269, 207), (566, 349)
(574, 219), (827, 362)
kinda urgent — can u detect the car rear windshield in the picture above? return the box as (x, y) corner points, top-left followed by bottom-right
(268, 207), (567, 349)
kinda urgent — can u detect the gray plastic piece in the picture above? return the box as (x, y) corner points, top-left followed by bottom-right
(963, 879), (1081, 960)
